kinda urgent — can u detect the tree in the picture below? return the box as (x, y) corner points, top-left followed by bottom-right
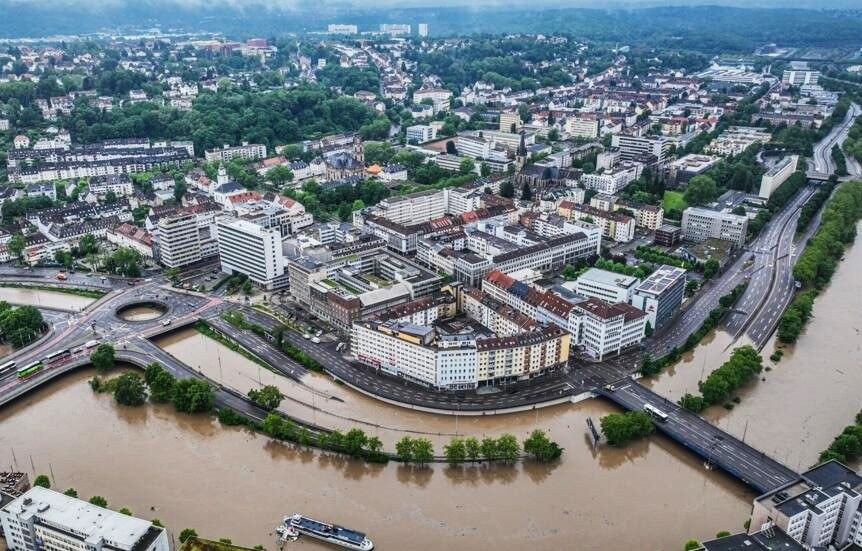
(480, 162), (491, 177)
(102, 247), (142, 277)
(562, 264), (577, 280)
(114, 372), (147, 406)
(395, 436), (414, 462)
(523, 429), (563, 462)
(179, 529), (197, 543)
(683, 175), (718, 206)
(412, 438), (434, 465)
(465, 437), (481, 461)
(0, 305), (44, 347)
(119, 507), (132, 516)
(152, 519), (164, 527)
(64, 488), (78, 498)
(34, 474), (50, 488)
(77, 234), (99, 256)
(500, 180), (515, 198)
(480, 436), (498, 461)
(337, 202), (352, 221)
(547, 128), (560, 142)
(496, 434), (520, 463)
(684, 540), (701, 551)
(89, 496), (108, 508)
(459, 157), (476, 175)
(267, 165), (294, 187)
(716, 531), (731, 538)
(171, 379), (215, 413)
(521, 182), (532, 201)
(248, 385), (284, 410)
(7, 234), (24, 262)
(145, 363), (176, 403)
(367, 436), (383, 454)
(54, 250), (73, 268)
(444, 437), (467, 465)
(90, 344), (115, 373)
(445, 140), (457, 155)
(241, 280), (253, 295)
(174, 180), (188, 203)
(600, 411), (655, 447)
(343, 428), (369, 457)
(702, 258), (720, 280)
(644, 321), (653, 338)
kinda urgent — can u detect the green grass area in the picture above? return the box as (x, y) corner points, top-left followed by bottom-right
(0, 282), (107, 299)
(662, 191), (688, 213)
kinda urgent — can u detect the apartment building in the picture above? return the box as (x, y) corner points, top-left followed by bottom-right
(574, 268), (640, 304)
(493, 232), (596, 274)
(374, 189), (447, 224)
(413, 87), (452, 113)
(87, 174), (133, 198)
(499, 111), (522, 133)
(406, 124), (436, 143)
(565, 116), (599, 139)
(574, 297), (647, 360)
(614, 199), (665, 230)
(630, 265), (686, 329)
(418, 23), (428, 37)
(328, 24), (358, 34)
(705, 126), (771, 156)
(759, 155), (799, 199)
(0, 487), (169, 551)
(665, 154), (722, 186)
(681, 207), (748, 247)
(216, 217), (287, 289)
(611, 134), (671, 163)
(204, 142), (267, 163)
(782, 69), (820, 87)
(563, 204), (636, 243)
(155, 212), (201, 268)
(580, 162), (642, 194)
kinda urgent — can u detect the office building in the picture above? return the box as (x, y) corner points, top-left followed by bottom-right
(216, 217), (286, 289)
(654, 224), (682, 247)
(574, 268), (640, 304)
(204, 142), (267, 163)
(413, 87), (452, 113)
(759, 155), (798, 199)
(705, 126), (771, 156)
(499, 111), (522, 133)
(155, 213), (201, 268)
(573, 297), (647, 360)
(565, 116), (599, 139)
(681, 207), (748, 247)
(611, 134), (671, 163)
(665, 154), (722, 186)
(631, 265), (686, 329)
(406, 124), (436, 143)
(562, 204), (636, 243)
(417, 23), (428, 37)
(580, 162), (642, 194)
(380, 23), (411, 36)
(0, 487), (169, 551)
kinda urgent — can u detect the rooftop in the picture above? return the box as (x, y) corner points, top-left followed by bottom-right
(578, 268), (640, 289)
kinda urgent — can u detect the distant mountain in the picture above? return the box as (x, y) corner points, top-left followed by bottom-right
(0, 1), (860, 52)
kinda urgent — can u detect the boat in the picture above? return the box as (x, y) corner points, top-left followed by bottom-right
(285, 514), (374, 550)
(275, 524), (299, 544)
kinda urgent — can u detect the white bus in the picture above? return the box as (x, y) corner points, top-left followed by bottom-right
(644, 404), (669, 423)
(0, 360), (16, 375)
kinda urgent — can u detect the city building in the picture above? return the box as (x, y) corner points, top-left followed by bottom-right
(759, 155), (799, 199)
(413, 87), (452, 113)
(681, 207), (748, 247)
(154, 212), (201, 268)
(654, 224), (682, 247)
(87, 174), (133, 198)
(561, 204), (636, 243)
(565, 116), (600, 139)
(204, 142), (267, 163)
(573, 297), (647, 360)
(631, 265), (686, 329)
(418, 23), (428, 37)
(574, 268), (640, 304)
(406, 124), (436, 143)
(614, 200), (665, 230)
(611, 134), (671, 163)
(782, 69), (820, 86)
(380, 23), (411, 36)
(665, 154), (722, 186)
(499, 111), (522, 133)
(705, 126), (771, 156)
(0, 487), (169, 551)
(327, 24), (358, 34)
(580, 162), (642, 194)
(216, 217), (287, 289)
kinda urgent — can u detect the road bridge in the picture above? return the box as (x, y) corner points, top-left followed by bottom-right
(598, 378), (799, 493)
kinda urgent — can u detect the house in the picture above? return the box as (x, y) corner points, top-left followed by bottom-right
(380, 164), (408, 183)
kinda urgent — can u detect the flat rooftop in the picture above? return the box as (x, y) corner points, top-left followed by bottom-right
(577, 267), (640, 289)
(635, 265), (686, 295)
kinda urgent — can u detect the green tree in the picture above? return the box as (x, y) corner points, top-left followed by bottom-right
(480, 436), (498, 461)
(248, 385), (284, 410)
(0, 305), (44, 347)
(267, 165), (294, 187)
(366, 436), (383, 454)
(496, 434), (520, 463)
(241, 280), (253, 296)
(600, 411), (655, 447)
(151, 519), (164, 527)
(395, 436), (414, 462)
(523, 429), (563, 462)
(179, 529), (197, 543)
(90, 344), (116, 373)
(34, 474), (50, 488)
(702, 258), (720, 280)
(341, 428), (367, 457)
(144, 363), (176, 403)
(89, 496), (108, 508)
(171, 378), (215, 413)
(547, 128), (560, 142)
(412, 438), (434, 465)
(64, 488), (78, 498)
(77, 234), (99, 256)
(113, 372), (147, 406)
(683, 175), (718, 206)
(562, 264), (577, 280)
(521, 182), (532, 201)
(499, 180), (514, 198)
(480, 161), (491, 177)
(465, 437), (481, 461)
(119, 507), (132, 516)
(716, 531), (731, 538)
(683, 540), (701, 551)
(444, 437), (467, 465)
(7, 234), (25, 262)
(459, 157), (476, 175)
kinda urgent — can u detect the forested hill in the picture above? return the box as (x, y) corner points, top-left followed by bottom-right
(1, 3), (861, 52)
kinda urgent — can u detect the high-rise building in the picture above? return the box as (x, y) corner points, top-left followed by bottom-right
(418, 23), (428, 37)
(631, 265), (687, 329)
(0, 487), (170, 551)
(216, 217), (286, 290)
(681, 207), (748, 247)
(328, 24), (358, 34)
(781, 69), (820, 86)
(611, 134), (671, 163)
(155, 212), (201, 268)
(380, 23), (411, 36)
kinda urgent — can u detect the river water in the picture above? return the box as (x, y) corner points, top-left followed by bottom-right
(0, 287), (94, 312)
(118, 305), (165, 321)
(2, 225), (862, 549)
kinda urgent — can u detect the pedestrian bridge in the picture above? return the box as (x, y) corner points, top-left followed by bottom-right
(597, 378), (799, 493)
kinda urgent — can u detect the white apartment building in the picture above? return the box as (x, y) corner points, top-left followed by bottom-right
(566, 116), (599, 139)
(705, 126), (771, 157)
(216, 217), (286, 289)
(681, 207), (748, 247)
(380, 23), (411, 35)
(782, 69), (820, 87)
(575, 268), (640, 304)
(457, 133), (494, 159)
(596, 148), (621, 170)
(413, 87), (452, 113)
(611, 134), (671, 163)
(204, 142), (267, 163)
(328, 24), (358, 34)
(375, 189), (446, 224)
(87, 174), (133, 197)
(580, 162), (642, 194)
(0, 487), (170, 551)
(418, 23), (428, 37)
(155, 212), (201, 268)
(564, 204), (636, 243)
(499, 111), (522, 133)
(631, 265), (686, 329)
(406, 124), (436, 143)
(759, 155), (799, 199)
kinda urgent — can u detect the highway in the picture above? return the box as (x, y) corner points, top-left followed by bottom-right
(810, 102), (861, 176)
(599, 378), (799, 493)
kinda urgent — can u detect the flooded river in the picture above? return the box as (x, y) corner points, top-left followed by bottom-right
(2, 226), (862, 549)
(0, 286), (94, 312)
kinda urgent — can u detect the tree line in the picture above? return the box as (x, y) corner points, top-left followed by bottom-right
(677, 346), (763, 413)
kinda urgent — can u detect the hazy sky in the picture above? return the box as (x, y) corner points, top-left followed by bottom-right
(3, 0), (856, 7)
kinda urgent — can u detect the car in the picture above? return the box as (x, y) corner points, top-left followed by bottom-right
(315, 330), (323, 337)
(303, 333), (311, 339)
(127, 280), (135, 286)
(161, 319), (172, 327)
(311, 337), (321, 344)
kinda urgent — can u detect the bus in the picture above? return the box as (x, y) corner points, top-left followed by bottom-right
(17, 361), (43, 378)
(0, 361), (16, 375)
(644, 404), (669, 423)
(43, 349), (71, 365)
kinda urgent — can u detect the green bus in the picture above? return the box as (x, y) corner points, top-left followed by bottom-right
(17, 361), (43, 378)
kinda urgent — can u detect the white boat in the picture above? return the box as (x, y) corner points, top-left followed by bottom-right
(285, 514), (373, 550)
